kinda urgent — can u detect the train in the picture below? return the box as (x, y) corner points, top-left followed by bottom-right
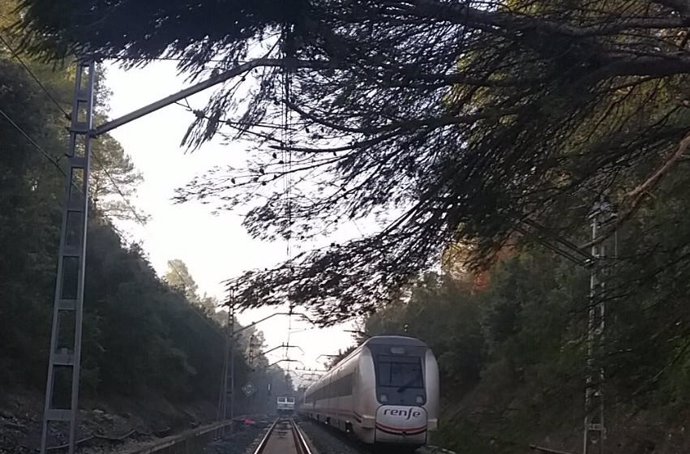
(300, 335), (439, 449)
(277, 395), (296, 415)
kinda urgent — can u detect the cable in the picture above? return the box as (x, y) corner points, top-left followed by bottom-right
(0, 106), (66, 176)
(0, 34), (71, 119)
(280, 25), (297, 375)
(0, 70), (206, 381)
(0, 49), (155, 227)
(3, 48), (204, 297)
(0, 46), (228, 343)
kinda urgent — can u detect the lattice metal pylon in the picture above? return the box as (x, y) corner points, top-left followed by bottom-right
(40, 60), (96, 454)
(583, 199), (615, 454)
(219, 296), (236, 435)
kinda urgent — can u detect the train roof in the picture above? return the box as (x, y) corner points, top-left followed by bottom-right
(304, 335), (430, 394)
(361, 335), (428, 348)
(340, 335), (429, 364)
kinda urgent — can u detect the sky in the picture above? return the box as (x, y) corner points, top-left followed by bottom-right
(102, 60), (358, 385)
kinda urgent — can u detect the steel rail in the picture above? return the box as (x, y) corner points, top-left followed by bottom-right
(253, 418), (281, 454)
(253, 418), (313, 454)
(291, 420), (314, 454)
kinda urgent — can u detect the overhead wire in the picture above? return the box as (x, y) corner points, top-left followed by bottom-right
(0, 106), (66, 176)
(11, 41), (323, 392)
(5, 49), (236, 419)
(0, 33), (71, 119)
(3, 45), (225, 338)
(0, 34), (82, 189)
(280, 24), (298, 374)
(0, 45), (147, 223)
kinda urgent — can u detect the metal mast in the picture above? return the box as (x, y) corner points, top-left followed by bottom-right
(39, 53), (288, 452)
(229, 299), (236, 427)
(40, 59), (96, 454)
(583, 199), (615, 454)
(218, 294), (236, 432)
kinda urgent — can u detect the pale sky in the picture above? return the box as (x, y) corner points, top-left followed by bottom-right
(102, 60), (358, 384)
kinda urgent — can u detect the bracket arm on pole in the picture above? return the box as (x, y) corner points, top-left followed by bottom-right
(92, 59), (265, 137)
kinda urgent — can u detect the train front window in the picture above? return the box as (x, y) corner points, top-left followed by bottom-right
(375, 354), (426, 405)
(376, 356), (424, 389)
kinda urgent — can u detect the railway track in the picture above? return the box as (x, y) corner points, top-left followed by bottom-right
(253, 417), (314, 454)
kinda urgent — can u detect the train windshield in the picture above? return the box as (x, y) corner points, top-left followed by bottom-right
(376, 356), (424, 389)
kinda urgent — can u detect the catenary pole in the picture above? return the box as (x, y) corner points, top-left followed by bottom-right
(40, 59), (96, 454)
(583, 199), (615, 454)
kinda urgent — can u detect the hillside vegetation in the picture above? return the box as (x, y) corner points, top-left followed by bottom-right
(366, 215), (690, 453)
(0, 3), (291, 445)
(5, 0), (690, 451)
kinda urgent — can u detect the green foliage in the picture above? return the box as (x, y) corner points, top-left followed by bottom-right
(165, 259), (201, 305)
(365, 215), (690, 452)
(91, 133), (147, 222)
(0, 40), (286, 410)
(365, 261), (581, 451)
(16, 0), (308, 69)
(80, 223), (224, 399)
(9, 2), (690, 448)
(0, 56), (65, 385)
(367, 274), (486, 392)
(17, 0), (690, 332)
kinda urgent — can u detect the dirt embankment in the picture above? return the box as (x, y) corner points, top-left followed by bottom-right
(0, 388), (217, 453)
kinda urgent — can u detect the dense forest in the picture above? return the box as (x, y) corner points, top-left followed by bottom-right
(5, 0), (690, 452)
(0, 1), (292, 445)
(364, 219), (690, 452)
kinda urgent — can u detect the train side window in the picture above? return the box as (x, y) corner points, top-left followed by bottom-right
(310, 373), (354, 400)
(335, 373), (353, 397)
(343, 373), (353, 395)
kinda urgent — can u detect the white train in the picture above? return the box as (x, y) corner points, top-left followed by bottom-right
(277, 396), (296, 415)
(300, 335), (439, 448)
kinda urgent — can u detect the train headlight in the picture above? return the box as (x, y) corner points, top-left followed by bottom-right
(416, 395), (424, 404)
(380, 394), (388, 403)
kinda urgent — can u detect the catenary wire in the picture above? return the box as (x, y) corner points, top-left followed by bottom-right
(0, 106), (66, 175)
(0, 33), (71, 119)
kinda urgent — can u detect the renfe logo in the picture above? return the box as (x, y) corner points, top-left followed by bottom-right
(382, 408), (422, 420)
